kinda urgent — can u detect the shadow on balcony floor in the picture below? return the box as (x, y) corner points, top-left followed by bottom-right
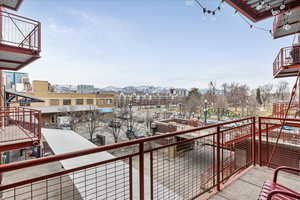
(209, 166), (300, 200)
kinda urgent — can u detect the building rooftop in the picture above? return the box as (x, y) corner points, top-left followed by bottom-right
(26, 105), (98, 114)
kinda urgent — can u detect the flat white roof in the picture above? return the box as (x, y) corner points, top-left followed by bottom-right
(27, 105), (97, 114)
(42, 128), (180, 199)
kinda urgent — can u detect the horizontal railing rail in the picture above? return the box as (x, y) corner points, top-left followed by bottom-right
(0, 11), (41, 52)
(0, 117), (255, 200)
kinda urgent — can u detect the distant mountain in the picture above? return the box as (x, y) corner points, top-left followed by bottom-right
(100, 85), (173, 94)
(53, 84), (189, 95)
(101, 86), (123, 92)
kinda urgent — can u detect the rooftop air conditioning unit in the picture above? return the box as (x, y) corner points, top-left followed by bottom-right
(96, 134), (106, 146)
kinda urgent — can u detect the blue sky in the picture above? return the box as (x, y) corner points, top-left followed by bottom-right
(17, 0), (296, 89)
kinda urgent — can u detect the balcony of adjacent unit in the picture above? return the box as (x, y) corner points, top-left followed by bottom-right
(0, 107), (41, 152)
(273, 45), (300, 78)
(0, 117), (300, 199)
(0, 10), (41, 71)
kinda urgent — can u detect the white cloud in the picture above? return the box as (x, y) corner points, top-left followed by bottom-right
(47, 18), (75, 34)
(185, 0), (194, 7)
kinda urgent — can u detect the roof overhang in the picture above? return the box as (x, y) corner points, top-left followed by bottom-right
(0, 0), (23, 11)
(225, 0), (300, 22)
(5, 90), (45, 105)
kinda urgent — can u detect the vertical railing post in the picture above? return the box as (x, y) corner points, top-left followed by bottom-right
(150, 152), (153, 200)
(280, 48), (284, 67)
(129, 157), (133, 200)
(252, 117), (256, 166)
(258, 117), (262, 166)
(29, 110), (32, 133)
(216, 125), (221, 191)
(139, 142), (144, 200)
(0, 6), (3, 43)
(38, 23), (41, 51)
(266, 124), (269, 164)
(37, 111), (41, 139)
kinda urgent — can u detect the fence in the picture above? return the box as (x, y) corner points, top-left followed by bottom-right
(0, 117), (255, 200)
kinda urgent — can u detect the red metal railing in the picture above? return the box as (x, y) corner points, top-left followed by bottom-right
(0, 11), (41, 52)
(0, 107), (41, 145)
(273, 46), (300, 76)
(258, 117), (300, 169)
(0, 117), (255, 199)
(272, 102), (299, 118)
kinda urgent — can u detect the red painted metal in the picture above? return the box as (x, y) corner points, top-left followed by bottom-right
(0, 107), (42, 152)
(252, 116), (256, 166)
(216, 125), (221, 191)
(0, 10), (41, 70)
(139, 143), (144, 200)
(0, 118), (255, 199)
(272, 102), (299, 118)
(259, 116), (300, 169)
(268, 72), (300, 166)
(259, 117), (262, 166)
(273, 45), (300, 78)
(258, 167), (300, 200)
(225, 0), (300, 22)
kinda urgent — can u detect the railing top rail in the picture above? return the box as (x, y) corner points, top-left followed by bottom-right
(259, 116), (300, 122)
(1, 10), (40, 24)
(0, 117), (254, 173)
(0, 107), (40, 113)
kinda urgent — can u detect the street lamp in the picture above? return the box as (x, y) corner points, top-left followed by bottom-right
(204, 99), (208, 124)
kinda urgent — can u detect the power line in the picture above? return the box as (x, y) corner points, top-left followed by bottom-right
(193, 0), (272, 37)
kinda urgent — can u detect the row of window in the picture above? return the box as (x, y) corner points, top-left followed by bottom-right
(49, 99), (113, 106)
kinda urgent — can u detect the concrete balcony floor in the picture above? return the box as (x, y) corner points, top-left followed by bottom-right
(209, 166), (300, 200)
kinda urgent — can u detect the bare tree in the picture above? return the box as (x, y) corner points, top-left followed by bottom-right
(275, 81), (289, 101)
(107, 118), (123, 143)
(58, 106), (82, 131)
(260, 83), (273, 107)
(248, 93), (259, 116)
(214, 95), (228, 120)
(84, 106), (103, 141)
(238, 84), (250, 116)
(207, 81), (217, 104)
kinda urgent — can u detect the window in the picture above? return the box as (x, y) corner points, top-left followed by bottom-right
(107, 99), (113, 104)
(76, 99), (84, 105)
(87, 99), (94, 105)
(63, 99), (71, 105)
(49, 99), (59, 106)
(51, 116), (56, 124)
(96, 99), (105, 105)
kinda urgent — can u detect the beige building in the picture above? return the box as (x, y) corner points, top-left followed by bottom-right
(21, 81), (115, 125)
